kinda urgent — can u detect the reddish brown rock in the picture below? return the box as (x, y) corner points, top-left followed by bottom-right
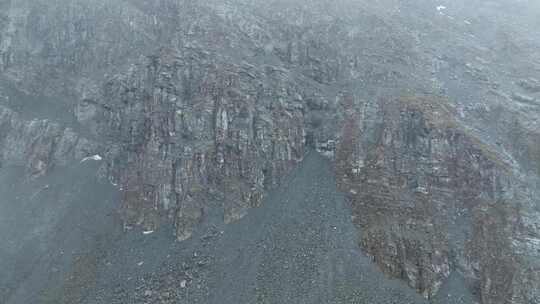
(336, 95), (540, 302)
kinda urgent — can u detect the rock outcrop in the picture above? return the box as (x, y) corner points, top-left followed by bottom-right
(85, 48), (309, 239)
(0, 105), (97, 176)
(0, 0), (539, 303)
(336, 95), (540, 302)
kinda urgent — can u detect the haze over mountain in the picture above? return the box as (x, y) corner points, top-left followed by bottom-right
(0, 1), (539, 303)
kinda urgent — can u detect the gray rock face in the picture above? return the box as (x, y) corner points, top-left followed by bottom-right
(335, 96), (540, 302)
(90, 48), (308, 238)
(0, 105), (98, 176)
(0, 0), (539, 303)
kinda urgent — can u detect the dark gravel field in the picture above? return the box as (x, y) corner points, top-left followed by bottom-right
(1, 152), (473, 303)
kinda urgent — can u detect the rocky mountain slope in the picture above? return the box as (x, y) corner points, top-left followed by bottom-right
(0, 0), (539, 303)
(336, 95), (539, 302)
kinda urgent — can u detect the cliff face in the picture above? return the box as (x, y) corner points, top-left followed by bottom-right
(85, 48), (309, 239)
(0, 105), (98, 176)
(336, 96), (540, 302)
(1, 0), (539, 303)
(1, 0), (341, 240)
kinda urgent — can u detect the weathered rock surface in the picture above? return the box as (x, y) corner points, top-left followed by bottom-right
(0, 105), (98, 176)
(336, 95), (540, 303)
(0, 0), (539, 303)
(91, 48), (309, 238)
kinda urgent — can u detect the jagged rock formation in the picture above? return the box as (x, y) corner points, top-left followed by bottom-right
(335, 95), (540, 302)
(88, 48), (309, 239)
(0, 0), (539, 303)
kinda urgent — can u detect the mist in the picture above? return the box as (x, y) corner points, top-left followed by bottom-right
(1, 1), (539, 303)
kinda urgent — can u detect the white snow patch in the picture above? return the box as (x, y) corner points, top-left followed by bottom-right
(221, 109), (228, 131)
(109, 176), (118, 186)
(458, 106), (466, 118)
(143, 230), (154, 235)
(81, 154), (102, 162)
(436, 5), (447, 11)
(415, 187), (429, 194)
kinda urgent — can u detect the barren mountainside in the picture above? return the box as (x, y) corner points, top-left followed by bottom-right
(0, 0), (539, 303)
